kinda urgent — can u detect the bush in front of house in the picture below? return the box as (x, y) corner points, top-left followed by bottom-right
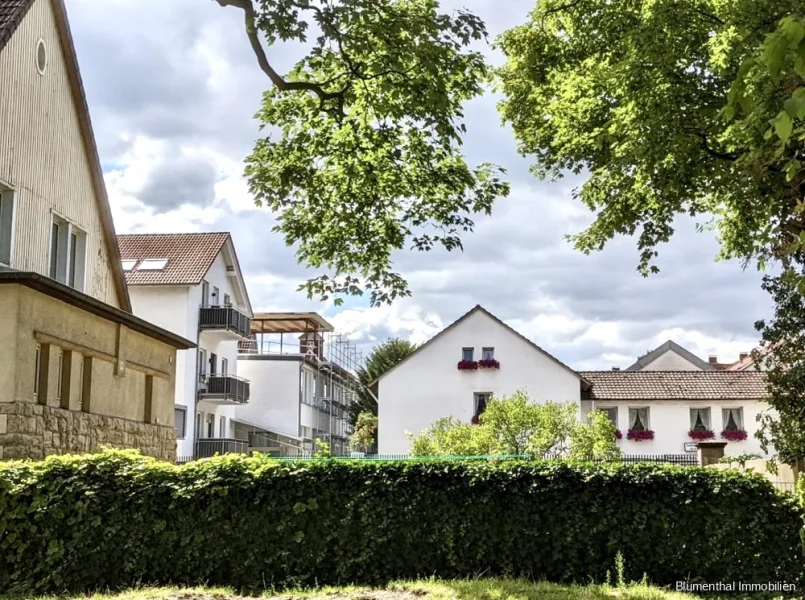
(0, 450), (802, 595)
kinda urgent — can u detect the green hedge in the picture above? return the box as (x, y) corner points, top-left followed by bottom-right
(0, 451), (802, 594)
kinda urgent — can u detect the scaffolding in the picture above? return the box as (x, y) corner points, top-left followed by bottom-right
(239, 312), (365, 456)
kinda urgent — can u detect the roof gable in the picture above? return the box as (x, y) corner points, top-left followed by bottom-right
(625, 340), (716, 371)
(0, 0), (131, 311)
(376, 305), (589, 387)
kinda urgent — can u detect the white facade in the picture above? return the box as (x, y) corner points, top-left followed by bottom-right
(237, 346), (356, 456)
(126, 243), (252, 458)
(377, 307), (583, 455)
(635, 350), (702, 371)
(581, 399), (769, 457)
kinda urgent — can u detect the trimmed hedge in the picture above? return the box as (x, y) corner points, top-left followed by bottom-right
(0, 451), (803, 594)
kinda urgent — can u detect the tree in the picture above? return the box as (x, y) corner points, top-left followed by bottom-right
(353, 338), (418, 422)
(497, 0), (804, 281)
(754, 272), (805, 466)
(407, 390), (620, 459)
(215, 0), (508, 305)
(349, 411), (378, 454)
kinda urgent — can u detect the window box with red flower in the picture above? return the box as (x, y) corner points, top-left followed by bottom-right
(627, 428), (655, 441)
(471, 415), (480, 425)
(615, 430), (623, 440)
(478, 358), (500, 369)
(457, 360), (479, 370)
(721, 429), (748, 441)
(688, 429), (715, 441)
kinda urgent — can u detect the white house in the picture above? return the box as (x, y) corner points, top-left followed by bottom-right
(376, 305), (771, 458)
(376, 305), (587, 455)
(237, 312), (361, 456)
(118, 233), (253, 459)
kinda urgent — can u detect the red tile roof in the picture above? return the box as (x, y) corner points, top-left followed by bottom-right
(118, 233), (230, 286)
(580, 370), (766, 400)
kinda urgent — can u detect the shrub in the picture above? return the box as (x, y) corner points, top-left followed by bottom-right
(0, 450), (802, 595)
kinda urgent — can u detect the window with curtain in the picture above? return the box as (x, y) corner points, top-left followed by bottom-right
(482, 347), (495, 360)
(690, 408), (711, 431)
(628, 407), (649, 431)
(474, 392), (491, 417)
(722, 408), (744, 431)
(600, 407), (618, 427)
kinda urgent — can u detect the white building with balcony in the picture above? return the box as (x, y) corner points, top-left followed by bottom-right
(237, 312), (362, 456)
(118, 232), (253, 459)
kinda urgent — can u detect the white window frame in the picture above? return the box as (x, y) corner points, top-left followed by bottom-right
(221, 357), (228, 376)
(482, 347), (495, 360)
(121, 259), (137, 271)
(628, 407), (650, 431)
(175, 406), (187, 439)
(219, 416), (226, 438)
(474, 391), (491, 416)
(722, 407), (744, 431)
(462, 347), (474, 361)
(223, 293), (231, 307)
(198, 349), (207, 381)
(0, 183), (15, 267)
(206, 413), (215, 438)
(690, 407), (712, 431)
(201, 281), (210, 307)
(48, 213), (86, 292)
(212, 286), (220, 306)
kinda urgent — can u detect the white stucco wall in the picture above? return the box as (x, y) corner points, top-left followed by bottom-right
(638, 350), (703, 371)
(128, 250), (250, 457)
(235, 357), (301, 438)
(583, 399), (771, 457)
(377, 309), (582, 454)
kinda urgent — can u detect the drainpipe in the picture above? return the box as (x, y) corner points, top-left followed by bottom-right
(192, 306), (202, 460)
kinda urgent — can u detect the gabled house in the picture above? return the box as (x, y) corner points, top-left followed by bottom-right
(118, 233), (254, 459)
(376, 305), (773, 458)
(0, 0), (194, 460)
(376, 305), (589, 454)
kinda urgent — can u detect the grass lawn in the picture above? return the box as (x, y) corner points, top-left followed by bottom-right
(19, 579), (700, 600)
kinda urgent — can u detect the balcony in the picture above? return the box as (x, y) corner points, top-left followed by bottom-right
(195, 438), (249, 458)
(199, 305), (251, 340)
(198, 374), (250, 405)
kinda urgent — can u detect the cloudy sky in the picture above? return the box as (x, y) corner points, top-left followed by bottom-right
(66, 0), (772, 369)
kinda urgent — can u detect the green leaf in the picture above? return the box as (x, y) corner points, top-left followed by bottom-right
(773, 111), (793, 141)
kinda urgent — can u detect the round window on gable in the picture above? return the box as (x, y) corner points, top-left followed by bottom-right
(35, 39), (47, 75)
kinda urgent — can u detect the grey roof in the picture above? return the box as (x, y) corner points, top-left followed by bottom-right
(580, 370), (766, 400)
(624, 340), (717, 371)
(0, 0), (33, 52)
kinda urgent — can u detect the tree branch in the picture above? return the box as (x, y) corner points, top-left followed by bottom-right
(214, 0), (346, 106)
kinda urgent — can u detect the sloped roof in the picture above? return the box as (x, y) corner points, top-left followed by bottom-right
(624, 340), (717, 371)
(0, 0), (131, 311)
(0, 0), (33, 52)
(376, 305), (590, 388)
(579, 370), (766, 400)
(118, 233), (230, 286)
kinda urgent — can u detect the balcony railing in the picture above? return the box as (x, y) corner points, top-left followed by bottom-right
(195, 438), (249, 458)
(199, 305), (251, 339)
(198, 374), (250, 404)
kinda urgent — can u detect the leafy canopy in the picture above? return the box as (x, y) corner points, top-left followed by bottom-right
(407, 390), (620, 459)
(353, 337), (418, 423)
(349, 411), (378, 453)
(497, 0), (804, 277)
(218, 0), (509, 305)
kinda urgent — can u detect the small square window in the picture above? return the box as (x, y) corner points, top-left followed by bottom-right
(722, 408), (744, 431)
(599, 407), (618, 427)
(462, 347), (474, 361)
(482, 347), (495, 360)
(690, 408), (711, 431)
(628, 407), (650, 431)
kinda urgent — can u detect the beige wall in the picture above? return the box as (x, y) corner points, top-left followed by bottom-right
(0, 283), (177, 460)
(0, 0), (119, 307)
(639, 350), (703, 371)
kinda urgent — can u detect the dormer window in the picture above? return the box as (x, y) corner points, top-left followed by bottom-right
(462, 347), (474, 361)
(138, 258), (168, 270)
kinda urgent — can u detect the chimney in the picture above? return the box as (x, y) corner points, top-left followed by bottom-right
(708, 355), (718, 364)
(612, 367), (620, 371)
(739, 352), (749, 361)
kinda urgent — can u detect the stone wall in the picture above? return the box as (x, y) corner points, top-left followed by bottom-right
(0, 402), (176, 461)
